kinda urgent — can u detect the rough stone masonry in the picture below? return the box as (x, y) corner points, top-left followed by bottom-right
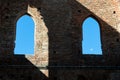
(0, 0), (120, 80)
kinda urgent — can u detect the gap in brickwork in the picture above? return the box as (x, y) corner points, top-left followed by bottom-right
(14, 14), (35, 55)
(82, 17), (102, 55)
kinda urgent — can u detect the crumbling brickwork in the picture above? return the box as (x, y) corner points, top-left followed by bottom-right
(0, 0), (120, 80)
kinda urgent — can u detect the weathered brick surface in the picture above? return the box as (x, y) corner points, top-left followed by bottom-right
(0, 0), (120, 80)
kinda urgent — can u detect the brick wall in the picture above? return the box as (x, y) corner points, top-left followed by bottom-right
(0, 0), (120, 80)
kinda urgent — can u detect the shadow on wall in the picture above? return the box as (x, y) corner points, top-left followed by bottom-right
(28, 0), (120, 66)
(0, 0), (49, 80)
(0, 0), (120, 80)
(0, 55), (48, 80)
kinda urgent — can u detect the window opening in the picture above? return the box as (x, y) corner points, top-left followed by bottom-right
(14, 14), (35, 55)
(82, 17), (102, 55)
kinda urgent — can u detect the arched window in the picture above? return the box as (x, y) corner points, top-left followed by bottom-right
(82, 17), (102, 55)
(14, 14), (35, 54)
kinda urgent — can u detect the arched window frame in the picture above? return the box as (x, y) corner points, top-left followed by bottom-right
(14, 13), (35, 55)
(81, 15), (103, 55)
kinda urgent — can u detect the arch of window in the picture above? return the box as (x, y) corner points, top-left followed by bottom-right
(82, 16), (102, 55)
(14, 14), (35, 55)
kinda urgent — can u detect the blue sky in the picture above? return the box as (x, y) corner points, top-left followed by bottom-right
(82, 17), (102, 55)
(14, 15), (34, 54)
(14, 15), (102, 55)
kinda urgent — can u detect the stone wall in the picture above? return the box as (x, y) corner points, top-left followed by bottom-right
(0, 0), (120, 80)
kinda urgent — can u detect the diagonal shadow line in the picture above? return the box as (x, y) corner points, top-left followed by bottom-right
(67, 0), (120, 66)
(29, 0), (120, 69)
(28, 0), (120, 67)
(0, 0), (49, 80)
(0, 0), (120, 80)
(0, 55), (49, 80)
